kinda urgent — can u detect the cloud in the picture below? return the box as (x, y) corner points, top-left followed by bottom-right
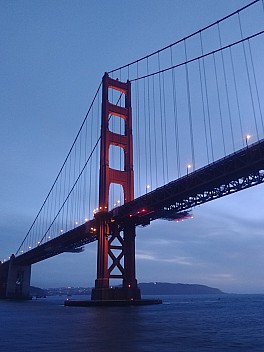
(208, 273), (236, 282)
(136, 249), (194, 266)
(136, 253), (156, 261)
(162, 256), (193, 266)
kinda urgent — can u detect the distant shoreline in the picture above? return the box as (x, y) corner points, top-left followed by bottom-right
(30, 282), (224, 297)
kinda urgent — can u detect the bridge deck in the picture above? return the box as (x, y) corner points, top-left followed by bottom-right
(13, 220), (97, 266)
(113, 139), (264, 225)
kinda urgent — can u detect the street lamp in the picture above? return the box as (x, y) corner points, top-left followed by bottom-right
(146, 184), (151, 193)
(246, 134), (251, 148)
(187, 164), (192, 176)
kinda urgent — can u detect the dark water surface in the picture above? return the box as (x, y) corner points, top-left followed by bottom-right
(0, 294), (264, 351)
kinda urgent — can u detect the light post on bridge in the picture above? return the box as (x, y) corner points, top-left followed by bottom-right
(246, 134), (251, 148)
(187, 164), (192, 176)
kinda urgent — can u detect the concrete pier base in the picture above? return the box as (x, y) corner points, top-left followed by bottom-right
(91, 286), (141, 301)
(64, 298), (162, 307)
(1, 255), (31, 299)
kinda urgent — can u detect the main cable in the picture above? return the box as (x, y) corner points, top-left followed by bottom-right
(108, 0), (260, 75)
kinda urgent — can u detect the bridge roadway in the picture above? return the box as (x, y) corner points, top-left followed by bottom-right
(1, 220), (97, 268)
(3, 138), (264, 267)
(113, 138), (264, 225)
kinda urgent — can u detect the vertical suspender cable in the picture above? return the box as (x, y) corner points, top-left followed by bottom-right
(217, 22), (235, 152)
(158, 53), (166, 184)
(94, 91), (101, 204)
(78, 129), (83, 222)
(83, 114), (88, 219)
(161, 70), (169, 182)
(200, 32), (214, 162)
(198, 56), (210, 165)
(55, 163), (61, 236)
(147, 58), (153, 190)
(229, 46), (244, 146)
(61, 158), (67, 233)
(151, 75), (158, 188)
(88, 104), (94, 216)
(238, 12), (259, 140)
(170, 46), (181, 178)
(184, 39), (195, 171)
(73, 143), (77, 226)
(213, 52), (226, 155)
(66, 154), (71, 231)
(143, 76), (148, 192)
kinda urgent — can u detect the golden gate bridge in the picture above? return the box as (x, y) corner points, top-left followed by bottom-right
(1, 0), (264, 304)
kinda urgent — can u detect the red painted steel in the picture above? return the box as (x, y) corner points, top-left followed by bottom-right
(92, 73), (140, 300)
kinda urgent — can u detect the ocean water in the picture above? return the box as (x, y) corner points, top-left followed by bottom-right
(0, 294), (264, 352)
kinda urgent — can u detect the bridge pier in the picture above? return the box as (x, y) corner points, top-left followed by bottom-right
(0, 262), (8, 298)
(91, 212), (141, 301)
(0, 254), (31, 299)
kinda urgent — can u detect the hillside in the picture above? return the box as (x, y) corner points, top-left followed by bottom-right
(138, 282), (224, 295)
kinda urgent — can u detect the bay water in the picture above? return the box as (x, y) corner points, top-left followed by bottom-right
(1, 294), (264, 351)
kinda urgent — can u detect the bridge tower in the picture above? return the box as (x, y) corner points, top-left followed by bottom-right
(91, 73), (141, 301)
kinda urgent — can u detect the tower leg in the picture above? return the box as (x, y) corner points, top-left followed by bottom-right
(94, 212), (109, 290)
(123, 223), (141, 300)
(91, 211), (111, 300)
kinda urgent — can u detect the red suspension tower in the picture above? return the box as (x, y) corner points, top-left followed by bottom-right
(91, 73), (141, 301)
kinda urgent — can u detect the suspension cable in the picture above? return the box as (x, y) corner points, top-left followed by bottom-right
(107, 0), (260, 74)
(130, 30), (264, 82)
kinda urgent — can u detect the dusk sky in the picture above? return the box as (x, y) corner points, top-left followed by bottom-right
(1, 0), (264, 294)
